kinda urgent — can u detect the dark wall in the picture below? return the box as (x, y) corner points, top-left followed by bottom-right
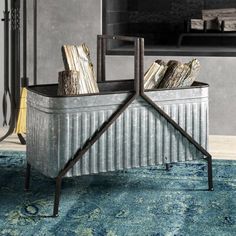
(104, 0), (129, 49)
(104, 0), (236, 46)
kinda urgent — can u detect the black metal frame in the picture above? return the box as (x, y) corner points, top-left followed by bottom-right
(2, 0), (10, 127)
(24, 34), (213, 217)
(21, 0), (213, 218)
(0, 0), (26, 144)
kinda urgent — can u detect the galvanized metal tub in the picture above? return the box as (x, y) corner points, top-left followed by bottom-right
(26, 80), (209, 178)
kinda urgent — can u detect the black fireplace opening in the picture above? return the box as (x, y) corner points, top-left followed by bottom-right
(103, 0), (236, 56)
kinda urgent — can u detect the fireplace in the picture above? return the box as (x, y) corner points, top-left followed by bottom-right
(103, 0), (236, 56)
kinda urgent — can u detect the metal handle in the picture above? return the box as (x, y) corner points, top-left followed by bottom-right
(97, 35), (144, 95)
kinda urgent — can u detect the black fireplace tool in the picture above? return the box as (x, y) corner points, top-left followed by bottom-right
(0, 0), (26, 144)
(2, 0), (12, 127)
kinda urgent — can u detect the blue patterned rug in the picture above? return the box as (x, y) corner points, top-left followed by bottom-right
(0, 151), (235, 236)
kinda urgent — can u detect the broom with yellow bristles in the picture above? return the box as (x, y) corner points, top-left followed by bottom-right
(15, 88), (27, 134)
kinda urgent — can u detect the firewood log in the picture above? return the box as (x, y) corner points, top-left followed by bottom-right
(191, 19), (219, 31)
(61, 44), (99, 94)
(58, 70), (80, 96)
(191, 19), (205, 30)
(219, 18), (236, 31)
(144, 60), (167, 90)
(179, 59), (201, 87)
(202, 8), (236, 21)
(158, 60), (185, 88)
(158, 59), (200, 89)
(154, 60), (168, 88)
(217, 14), (236, 23)
(144, 62), (160, 89)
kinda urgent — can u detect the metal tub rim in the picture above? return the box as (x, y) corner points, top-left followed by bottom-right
(26, 80), (209, 111)
(27, 80), (209, 98)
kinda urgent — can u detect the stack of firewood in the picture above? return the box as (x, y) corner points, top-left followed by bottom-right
(58, 44), (99, 96)
(144, 59), (200, 90)
(191, 8), (236, 31)
(57, 43), (199, 95)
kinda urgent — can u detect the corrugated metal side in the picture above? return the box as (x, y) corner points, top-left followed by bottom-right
(27, 89), (208, 178)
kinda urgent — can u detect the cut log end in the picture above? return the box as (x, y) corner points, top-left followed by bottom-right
(58, 70), (80, 96)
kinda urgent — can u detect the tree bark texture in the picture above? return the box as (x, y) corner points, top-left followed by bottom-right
(58, 70), (80, 96)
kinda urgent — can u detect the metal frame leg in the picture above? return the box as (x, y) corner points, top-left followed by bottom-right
(142, 93), (214, 190)
(53, 177), (62, 217)
(52, 94), (137, 216)
(17, 133), (26, 145)
(24, 163), (31, 191)
(165, 164), (171, 171)
(207, 156), (214, 191)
